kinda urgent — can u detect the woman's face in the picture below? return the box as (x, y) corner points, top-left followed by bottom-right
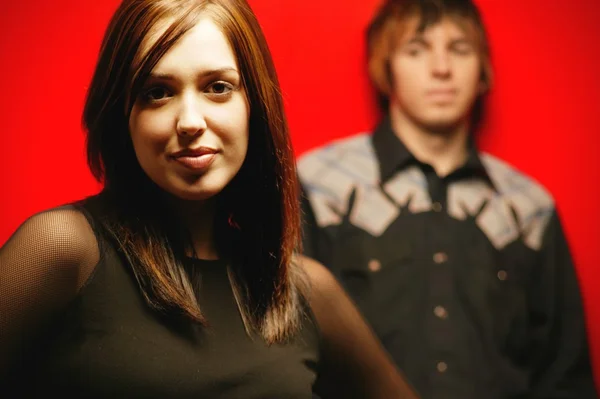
(129, 17), (249, 201)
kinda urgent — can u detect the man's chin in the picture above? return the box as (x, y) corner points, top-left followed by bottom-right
(420, 119), (464, 134)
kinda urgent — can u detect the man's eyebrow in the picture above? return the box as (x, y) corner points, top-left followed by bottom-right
(449, 37), (473, 46)
(405, 36), (429, 46)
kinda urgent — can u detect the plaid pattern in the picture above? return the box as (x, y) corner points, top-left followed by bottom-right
(298, 133), (554, 250)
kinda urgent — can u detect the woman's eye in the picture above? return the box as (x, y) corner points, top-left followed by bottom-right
(142, 86), (172, 102)
(208, 81), (233, 95)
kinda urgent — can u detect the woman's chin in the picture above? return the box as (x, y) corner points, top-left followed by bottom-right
(168, 187), (222, 202)
(152, 171), (236, 202)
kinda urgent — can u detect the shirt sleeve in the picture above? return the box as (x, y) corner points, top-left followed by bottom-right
(528, 209), (598, 398)
(0, 207), (100, 379)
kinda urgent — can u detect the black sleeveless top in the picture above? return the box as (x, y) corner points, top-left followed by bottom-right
(8, 199), (321, 397)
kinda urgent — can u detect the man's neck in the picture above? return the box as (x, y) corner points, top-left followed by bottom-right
(389, 107), (471, 177)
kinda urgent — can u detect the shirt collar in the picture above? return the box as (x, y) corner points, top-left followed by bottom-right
(371, 115), (494, 187)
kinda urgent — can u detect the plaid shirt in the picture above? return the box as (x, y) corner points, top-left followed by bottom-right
(299, 117), (597, 399)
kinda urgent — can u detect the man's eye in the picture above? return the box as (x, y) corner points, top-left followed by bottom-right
(405, 46), (424, 56)
(452, 43), (474, 55)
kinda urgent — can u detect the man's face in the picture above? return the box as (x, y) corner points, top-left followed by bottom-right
(389, 16), (482, 131)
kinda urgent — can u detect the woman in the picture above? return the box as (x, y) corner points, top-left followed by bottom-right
(0, 0), (418, 397)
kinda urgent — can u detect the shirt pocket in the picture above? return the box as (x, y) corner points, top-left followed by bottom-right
(330, 221), (415, 327)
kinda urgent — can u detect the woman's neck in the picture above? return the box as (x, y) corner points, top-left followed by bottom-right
(169, 195), (219, 260)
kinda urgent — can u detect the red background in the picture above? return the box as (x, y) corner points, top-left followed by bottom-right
(1, 0), (598, 385)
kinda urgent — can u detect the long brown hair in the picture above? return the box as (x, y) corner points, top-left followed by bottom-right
(367, 0), (493, 128)
(83, 0), (303, 343)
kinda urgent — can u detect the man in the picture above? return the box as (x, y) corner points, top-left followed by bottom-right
(298, 0), (598, 398)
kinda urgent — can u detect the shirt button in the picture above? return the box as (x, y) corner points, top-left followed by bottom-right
(432, 202), (443, 212)
(368, 259), (381, 272)
(437, 361), (448, 373)
(433, 252), (448, 264)
(497, 270), (508, 281)
(434, 305), (448, 319)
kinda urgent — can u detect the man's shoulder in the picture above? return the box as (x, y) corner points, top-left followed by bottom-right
(298, 133), (374, 170)
(480, 152), (555, 210)
(297, 132), (379, 188)
(297, 133), (381, 229)
(479, 153), (558, 250)
(298, 132), (374, 169)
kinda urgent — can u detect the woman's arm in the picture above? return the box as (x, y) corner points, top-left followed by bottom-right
(0, 207), (99, 378)
(300, 254), (419, 399)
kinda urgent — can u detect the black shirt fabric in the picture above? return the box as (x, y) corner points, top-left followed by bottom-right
(298, 117), (597, 399)
(2, 196), (320, 398)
